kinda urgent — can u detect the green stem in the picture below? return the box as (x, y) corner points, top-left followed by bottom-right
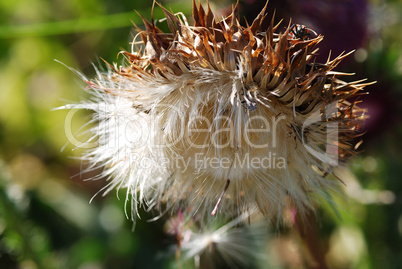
(0, 2), (192, 39)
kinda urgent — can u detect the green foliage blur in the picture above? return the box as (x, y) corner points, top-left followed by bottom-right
(0, 0), (401, 268)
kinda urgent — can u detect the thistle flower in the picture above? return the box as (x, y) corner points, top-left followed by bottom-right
(63, 2), (370, 224)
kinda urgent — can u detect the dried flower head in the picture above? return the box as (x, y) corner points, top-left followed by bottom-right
(63, 1), (370, 224)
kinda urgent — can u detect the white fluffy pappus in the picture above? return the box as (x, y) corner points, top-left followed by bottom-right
(164, 211), (267, 269)
(60, 2), (370, 224)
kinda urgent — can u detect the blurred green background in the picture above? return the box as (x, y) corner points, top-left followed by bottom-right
(0, 0), (401, 268)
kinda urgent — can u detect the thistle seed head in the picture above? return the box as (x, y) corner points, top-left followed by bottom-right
(68, 1), (370, 224)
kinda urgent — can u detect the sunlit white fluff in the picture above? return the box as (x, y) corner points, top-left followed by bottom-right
(174, 212), (266, 268)
(61, 1), (369, 224)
